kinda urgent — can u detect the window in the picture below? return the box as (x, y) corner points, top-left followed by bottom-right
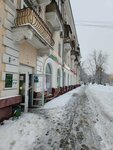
(71, 59), (72, 68)
(58, 43), (61, 57)
(56, 0), (62, 13)
(5, 74), (13, 88)
(46, 64), (52, 93)
(67, 74), (69, 86)
(20, 0), (40, 15)
(58, 0), (62, 13)
(21, 0), (28, 8)
(57, 69), (61, 87)
(68, 56), (70, 66)
(63, 72), (66, 86)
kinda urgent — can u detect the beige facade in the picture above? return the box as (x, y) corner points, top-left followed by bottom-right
(0, 0), (7, 95)
(20, 42), (37, 68)
(0, 0), (81, 121)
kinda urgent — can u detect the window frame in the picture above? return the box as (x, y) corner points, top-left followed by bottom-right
(5, 73), (13, 88)
(58, 43), (61, 57)
(21, 0), (28, 9)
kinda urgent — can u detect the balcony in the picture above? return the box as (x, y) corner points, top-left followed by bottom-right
(38, 0), (51, 5)
(70, 35), (76, 49)
(64, 42), (72, 52)
(46, 0), (63, 31)
(13, 7), (54, 54)
(63, 23), (72, 52)
(71, 50), (76, 59)
(64, 24), (72, 41)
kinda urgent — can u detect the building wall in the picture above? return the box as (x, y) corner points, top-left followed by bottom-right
(20, 42), (37, 68)
(0, 0), (7, 96)
(0, 1), (19, 97)
(0, 0), (80, 121)
(0, 0), (20, 97)
(0, 0), (80, 96)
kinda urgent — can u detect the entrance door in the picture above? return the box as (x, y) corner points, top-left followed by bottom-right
(19, 73), (34, 112)
(19, 65), (33, 112)
(19, 73), (29, 112)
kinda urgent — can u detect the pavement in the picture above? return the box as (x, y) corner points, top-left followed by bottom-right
(31, 89), (102, 150)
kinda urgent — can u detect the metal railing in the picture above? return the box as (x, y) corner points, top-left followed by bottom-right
(14, 7), (54, 46)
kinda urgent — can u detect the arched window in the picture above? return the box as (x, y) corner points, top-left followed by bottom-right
(57, 69), (61, 87)
(63, 72), (66, 86)
(68, 74), (69, 86)
(58, 43), (61, 57)
(46, 63), (52, 93)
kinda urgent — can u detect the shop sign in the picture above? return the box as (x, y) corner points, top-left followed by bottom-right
(49, 54), (58, 62)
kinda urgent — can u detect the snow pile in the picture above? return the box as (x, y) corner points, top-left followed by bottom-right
(0, 113), (47, 150)
(85, 84), (113, 150)
(44, 86), (82, 109)
(2, 84), (113, 150)
(0, 87), (82, 150)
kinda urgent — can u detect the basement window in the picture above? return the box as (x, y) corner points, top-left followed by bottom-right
(5, 74), (13, 88)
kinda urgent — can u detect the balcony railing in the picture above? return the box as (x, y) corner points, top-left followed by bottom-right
(14, 7), (54, 46)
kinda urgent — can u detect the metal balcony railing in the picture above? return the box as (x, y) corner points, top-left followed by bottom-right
(14, 7), (54, 46)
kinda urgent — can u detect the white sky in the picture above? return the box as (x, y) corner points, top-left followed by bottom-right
(70, 0), (113, 74)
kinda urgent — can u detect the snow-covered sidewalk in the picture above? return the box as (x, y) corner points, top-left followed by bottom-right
(1, 84), (113, 150)
(0, 87), (82, 150)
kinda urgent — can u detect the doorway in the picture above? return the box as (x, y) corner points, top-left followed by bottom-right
(19, 65), (33, 112)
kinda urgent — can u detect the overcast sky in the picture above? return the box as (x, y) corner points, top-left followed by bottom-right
(70, 0), (113, 74)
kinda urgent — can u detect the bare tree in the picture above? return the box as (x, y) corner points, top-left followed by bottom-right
(86, 50), (108, 84)
(80, 61), (88, 84)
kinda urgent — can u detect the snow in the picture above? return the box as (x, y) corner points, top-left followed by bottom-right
(0, 84), (113, 150)
(44, 87), (81, 109)
(0, 87), (82, 150)
(85, 84), (113, 150)
(0, 113), (47, 150)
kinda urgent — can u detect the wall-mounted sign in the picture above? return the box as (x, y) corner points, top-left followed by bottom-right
(49, 54), (58, 62)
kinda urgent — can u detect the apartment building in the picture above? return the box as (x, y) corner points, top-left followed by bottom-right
(0, 0), (81, 121)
